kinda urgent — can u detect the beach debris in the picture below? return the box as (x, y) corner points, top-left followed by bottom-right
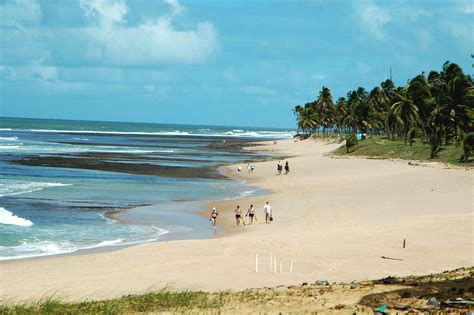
(380, 256), (403, 261)
(315, 279), (329, 286)
(426, 297), (440, 308)
(301, 282), (308, 286)
(350, 283), (360, 289)
(373, 304), (388, 314)
(443, 298), (474, 305)
(379, 276), (397, 284)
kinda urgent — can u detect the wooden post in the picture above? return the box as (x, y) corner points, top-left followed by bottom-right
(403, 239), (406, 248)
(269, 252), (273, 271)
(274, 258), (277, 275)
(290, 259), (294, 274)
(279, 258), (282, 273)
(255, 254), (258, 272)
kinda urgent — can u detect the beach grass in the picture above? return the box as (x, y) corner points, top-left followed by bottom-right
(1, 268), (473, 314)
(0, 289), (229, 314)
(332, 136), (471, 166)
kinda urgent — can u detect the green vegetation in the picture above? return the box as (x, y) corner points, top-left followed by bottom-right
(333, 136), (469, 165)
(461, 132), (474, 162)
(293, 61), (473, 162)
(1, 268), (472, 314)
(345, 134), (358, 153)
(0, 289), (228, 314)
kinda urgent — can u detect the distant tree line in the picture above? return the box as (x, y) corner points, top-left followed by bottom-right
(293, 61), (474, 159)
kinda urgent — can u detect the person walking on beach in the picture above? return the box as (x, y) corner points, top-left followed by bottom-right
(210, 207), (219, 227)
(264, 202), (272, 224)
(247, 163), (252, 173)
(284, 161), (290, 175)
(277, 161), (283, 175)
(234, 205), (243, 226)
(246, 204), (256, 225)
(237, 165), (242, 174)
(250, 163), (255, 173)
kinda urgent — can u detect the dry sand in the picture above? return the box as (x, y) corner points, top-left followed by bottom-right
(0, 139), (472, 302)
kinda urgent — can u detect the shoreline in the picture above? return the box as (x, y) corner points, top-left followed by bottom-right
(1, 138), (472, 302)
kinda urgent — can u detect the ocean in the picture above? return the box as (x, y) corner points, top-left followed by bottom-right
(0, 117), (294, 260)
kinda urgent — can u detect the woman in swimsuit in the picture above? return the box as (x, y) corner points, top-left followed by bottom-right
(246, 204), (256, 225)
(210, 207), (219, 227)
(234, 205), (243, 226)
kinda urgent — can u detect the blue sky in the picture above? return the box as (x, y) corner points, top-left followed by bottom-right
(0, 0), (472, 128)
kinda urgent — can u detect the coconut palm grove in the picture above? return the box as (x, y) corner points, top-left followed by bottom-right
(293, 61), (474, 162)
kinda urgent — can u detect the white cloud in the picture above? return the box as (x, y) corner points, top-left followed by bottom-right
(239, 86), (277, 96)
(78, 0), (219, 64)
(0, 65), (58, 82)
(1, 0), (219, 66)
(0, 0), (41, 28)
(165, 0), (186, 16)
(311, 73), (325, 81)
(80, 0), (128, 28)
(355, 0), (391, 40)
(223, 66), (239, 83)
(456, 0), (473, 14)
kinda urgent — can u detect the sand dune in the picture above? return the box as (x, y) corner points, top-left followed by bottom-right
(0, 139), (472, 302)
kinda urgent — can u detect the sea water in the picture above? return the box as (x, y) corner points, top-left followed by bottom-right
(0, 117), (293, 260)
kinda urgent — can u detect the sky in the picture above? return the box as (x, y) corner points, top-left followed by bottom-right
(0, 0), (472, 128)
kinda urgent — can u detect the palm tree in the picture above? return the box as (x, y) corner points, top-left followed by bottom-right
(407, 74), (433, 141)
(391, 88), (420, 144)
(315, 86), (335, 134)
(334, 97), (347, 134)
(298, 107), (318, 134)
(293, 105), (303, 134)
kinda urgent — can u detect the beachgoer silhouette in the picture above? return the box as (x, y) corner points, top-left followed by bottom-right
(234, 205), (243, 226)
(264, 202), (272, 224)
(210, 207), (219, 227)
(277, 161), (283, 175)
(284, 161), (290, 174)
(246, 204), (256, 224)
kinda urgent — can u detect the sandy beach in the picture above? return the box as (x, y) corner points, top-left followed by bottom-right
(0, 139), (472, 302)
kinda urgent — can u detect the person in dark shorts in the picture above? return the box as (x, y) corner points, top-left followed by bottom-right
(284, 161), (290, 174)
(246, 204), (256, 224)
(234, 205), (243, 226)
(277, 161), (283, 175)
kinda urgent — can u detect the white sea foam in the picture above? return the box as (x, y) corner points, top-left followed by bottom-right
(0, 136), (19, 141)
(0, 180), (72, 197)
(223, 189), (257, 200)
(4, 128), (295, 139)
(0, 231), (168, 261)
(0, 207), (33, 226)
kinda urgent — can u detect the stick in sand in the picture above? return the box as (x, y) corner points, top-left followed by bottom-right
(290, 259), (294, 274)
(269, 252), (273, 271)
(381, 256), (404, 261)
(255, 254), (258, 272)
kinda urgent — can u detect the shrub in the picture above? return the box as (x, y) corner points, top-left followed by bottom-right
(460, 132), (474, 162)
(407, 127), (419, 146)
(345, 135), (358, 153)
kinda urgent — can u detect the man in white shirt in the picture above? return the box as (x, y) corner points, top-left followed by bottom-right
(263, 201), (272, 224)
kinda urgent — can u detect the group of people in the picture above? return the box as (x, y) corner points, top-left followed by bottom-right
(236, 161), (290, 175)
(277, 161), (290, 175)
(209, 201), (273, 227)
